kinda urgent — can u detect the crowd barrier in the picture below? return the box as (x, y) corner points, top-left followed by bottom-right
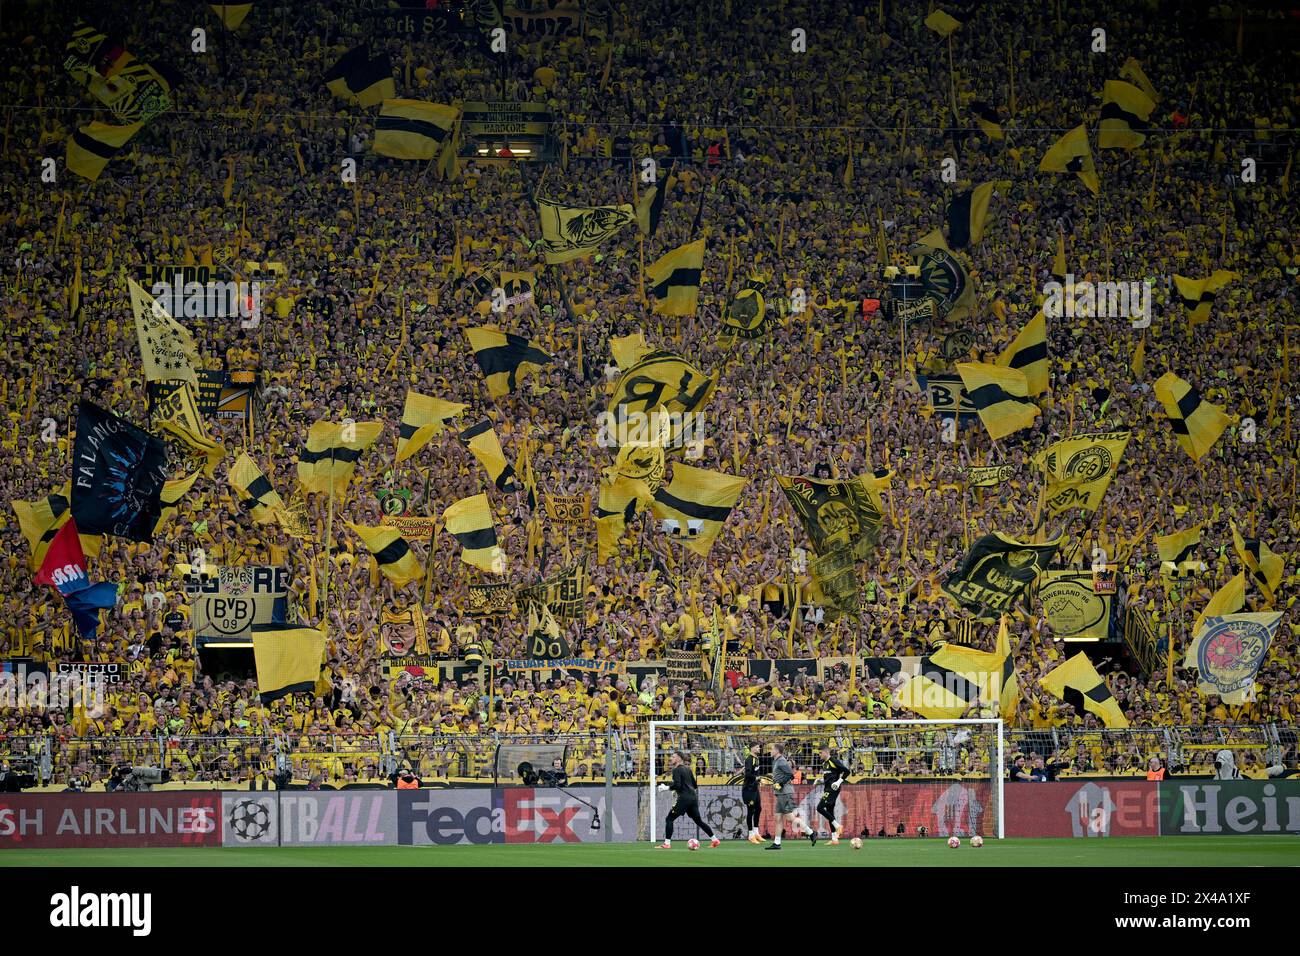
(3, 780), (1298, 848)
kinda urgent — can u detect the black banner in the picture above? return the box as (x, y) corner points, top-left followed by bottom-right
(71, 401), (169, 542)
(943, 532), (1062, 616)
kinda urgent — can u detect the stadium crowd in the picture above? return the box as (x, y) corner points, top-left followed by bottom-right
(1, 0), (1297, 784)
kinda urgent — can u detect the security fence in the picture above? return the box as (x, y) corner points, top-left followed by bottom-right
(0, 723), (1290, 788)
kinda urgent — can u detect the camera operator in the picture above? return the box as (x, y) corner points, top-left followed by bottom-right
(539, 757), (569, 788)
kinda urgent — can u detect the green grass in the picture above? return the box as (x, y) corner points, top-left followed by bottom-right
(2, 837), (1297, 867)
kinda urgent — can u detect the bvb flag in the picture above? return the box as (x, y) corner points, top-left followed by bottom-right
(970, 100), (1003, 140)
(297, 420), (384, 496)
(71, 400), (169, 542)
(443, 493), (505, 574)
(463, 327), (553, 398)
(1173, 271), (1237, 326)
(647, 239), (705, 316)
(945, 181), (1003, 249)
(374, 100), (461, 175)
(996, 312), (1049, 396)
(323, 44), (395, 108)
(1153, 371), (1231, 462)
(1185, 612), (1281, 705)
(944, 532), (1062, 617)
(606, 350), (717, 449)
(1193, 572), (1247, 635)
(1098, 80), (1156, 150)
(650, 463), (748, 557)
(346, 522), (423, 588)
(596, 471), (649, 563)
(1156, 524), (1202, 575)
(1031, 431), (1130, 517)
(155, 469), (202, 529)
(66, 120), (143, 181)
(777, 473), (888, 561)
(229, 452), (287, 524)
(1040, 652), (1129, 728)
(956, 362), (1040, 440)
(911, 229), (975, 322)
(13, 483), (103, 570)
(636, 161), (675, 237)
(128, 278), (201, 393)
(155, 384), (225, 477)
(251, 623), (325, 703)
(1039, 124), (1100, 197)
(535, 197), (635, 264)
(397, 391), (466, 462)
(210, 3), (254, 29)
(1231, 522), (1285, 601)
(458, 420), (517, 492)
(896, 640), (1005, 720)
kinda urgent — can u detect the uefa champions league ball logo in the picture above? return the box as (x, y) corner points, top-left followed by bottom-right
(229, 799), (272, 841)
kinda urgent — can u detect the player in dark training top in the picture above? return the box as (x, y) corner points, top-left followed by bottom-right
(742, 741), (763, 843)
(656, 751), (720, 849)
(815, 744), (851, 844)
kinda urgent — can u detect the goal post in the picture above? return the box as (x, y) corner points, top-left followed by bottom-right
(647, 719), (1004, 843)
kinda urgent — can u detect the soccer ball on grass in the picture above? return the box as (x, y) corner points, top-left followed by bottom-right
(687, 838), (700, 850)
(947, 836), (961, 848)
(849, 837), (863, 850)
(970, 835), (984, 848)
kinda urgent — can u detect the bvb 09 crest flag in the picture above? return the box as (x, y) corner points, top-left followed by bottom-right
(72, 400), (169, 542)
(1032, 431), (1130, 518)
(1185, 612), (1281, 705)
(944, 532), (1063, 617)
(776, 473), (888, 561)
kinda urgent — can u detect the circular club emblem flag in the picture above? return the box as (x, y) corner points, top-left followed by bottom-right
(1196, 616), (1274, 697)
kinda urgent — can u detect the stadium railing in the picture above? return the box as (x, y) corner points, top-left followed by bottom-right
(3, 724), (1292, 788)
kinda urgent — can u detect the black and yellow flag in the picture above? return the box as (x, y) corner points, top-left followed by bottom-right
(463, 326), (553, 398)
(1153, 371), (1230, 461)
(1119, 57), (1160, 104)
(297, 420), (384, 495)
(210, 3), (254, 29)
(1173, 270), (1237, 326)
(650, 463), (748, 557)
(396, 391), (466, 462)
(956, 362), (1040, 440)
(944, 532), (1062, 617)
(374, 100), (461, 177)
(647, 239), (705, 316)
(1032, 432), (1130, 517)
(996, 311), (1049, 395)
(67, 120), (143, 182)
(458, 420), (517, 492)
(945, 181), (1003, 249)
(969, 100), (1003, 140)
(1040, 652), (1129, 728)
(1154, 522), (1201, 567)
(1051, 232), (1067, 283)
(636, 160), (675, 237)
(13, 483), (102, 570)
(536, 197), (635, 264)
(596, 472), (648, 563)
(251, 623), (325, 703)
(443, 493), (504, 574)
(896, 621), (1016, 720)
(129, 278), (202, 393)
(720, 284), (771, 341)
(229, 452), (287, 525)
(1039, 124), (1100, 197)
(1193, 572), (1246, 635)
(606, 349), (717, 448)
(1232, 522), (1284, 601)
(155, 469), (202, 530)
(347, 522), (424, 589)
(324, 44), (395, 108)
(777, 473), (889, 561)
(155, 384), (225, 477)
(1098, 80), (1156, 150)
(911, 229), (975, 322)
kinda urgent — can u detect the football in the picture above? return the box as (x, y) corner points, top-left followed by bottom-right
(971, 835), (984, 848)
(687, 838), (700, 850)
(947, 836), (961, 848)
(850, 837), (863, 850)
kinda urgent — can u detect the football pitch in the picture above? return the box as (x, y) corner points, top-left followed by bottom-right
(2, 837), (1296, 867)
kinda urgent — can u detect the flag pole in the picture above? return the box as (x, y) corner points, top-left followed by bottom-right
(321, 451), (337, 637)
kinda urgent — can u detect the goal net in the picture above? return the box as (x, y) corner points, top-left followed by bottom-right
(646, 719), (1003, 843)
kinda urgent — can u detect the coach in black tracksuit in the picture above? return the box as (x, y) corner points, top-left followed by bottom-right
(661, 751), (715, 843)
